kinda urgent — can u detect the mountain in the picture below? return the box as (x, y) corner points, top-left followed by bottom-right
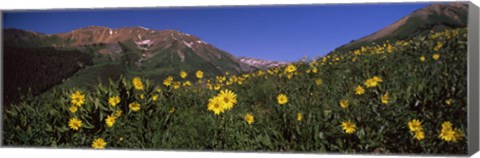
(335, 2), (468, 52)
(3, 26), (261, 105)
(238, 57), (288, 70)
(4, 26), (257, 77)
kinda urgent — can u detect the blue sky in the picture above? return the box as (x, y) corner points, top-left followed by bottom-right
(4, 3), (432, 62)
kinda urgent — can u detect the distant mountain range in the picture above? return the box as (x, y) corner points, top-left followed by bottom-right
(4, 26), (257, 73)
(3, 25), (287, 104)
(238, 57), (289, 70)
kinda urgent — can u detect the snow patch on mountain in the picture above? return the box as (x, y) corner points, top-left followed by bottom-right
(196, 40), (208, 44)
(139, 26), (149, 30)
(238, 57), (288, 69)
(182, 41), (194, 48)
(136, 40), (153, 45)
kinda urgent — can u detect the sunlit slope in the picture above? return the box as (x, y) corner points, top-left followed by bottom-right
(3, 28), (467, 154)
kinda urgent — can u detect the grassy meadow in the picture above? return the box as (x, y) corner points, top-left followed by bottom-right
(2, 28), (468, 154)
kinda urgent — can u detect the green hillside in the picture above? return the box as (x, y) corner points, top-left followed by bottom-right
(3, 46), (93, 105)
(335, 3), (468, 52)
(3, 28), (467, 154)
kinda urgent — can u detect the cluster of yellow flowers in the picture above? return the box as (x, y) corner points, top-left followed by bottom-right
(408, 119), (425, 140)
(205, 74), (250, 91)
(67, 77), (165, 149)
(68, 91), (85, 130)
(67, 90), (108, 149)
(70, 90), (85, 107)
(433, 41), (443, 51)
(406, 119), (464, 142)
(108, 96), (121, 106)
(337, 76), (389, 134)
(284, 64), (297, 79)
(61, 29), (465, 149)
(207, 89), (238, 115)
(438, 121), (464, 142)
(163, 76), (174, 87)
(364, 76), (383, 88)
(160, 70), (205, 89)
(313, 29), (457, 68)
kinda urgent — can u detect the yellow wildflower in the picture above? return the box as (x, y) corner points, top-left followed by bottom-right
(218, 89), (237, 110)
(441, 121), (453, 131)
(155, 86), (162, 93)
(372, 76), (383, 83)
(445, 99), (453, 106)
(339, 99), (349, 109)
(129, 102), (141, 112)
(414, 130), (425, 140)
(420, 55), (426, 62)
(297, 113), (303, 122)
(355, 85), (365, 95)
(182, 81), (192, 87)
(70, 91), (85, 107)
(163, 76), (173, 86)
(315, 78), (322, 86)
(408, 119), (423, 132)
(381, 93), (389, 105)
(285, 64), (297, 73)
(433, 54), (440, 60)
(207, 96), (225, 115)
(91, 138), (107, 149)
(180, 70), (187, 79)
(68, 117), (82, 131)
(214, 84), (221, 90)
(439, 121), (463, 142)
(434, 41), (443, 51)
(108, 96), (120, 107)
(341, 120), (356, 134)
(132, 77), (144, 90)
(114, 110), (122, 117)
(386, 44), (393, 53)
(105, 115), (116, 127)
(195, 70), (204, 79)
(364, 78), (378, 88)
(152, 94), (159, 102)
(173, 81), (181, 89)
(69, 105), (78, 113)
(244, 113), (254, 125)
(277, 94), (288, 105)
(439, 128), (456, 142)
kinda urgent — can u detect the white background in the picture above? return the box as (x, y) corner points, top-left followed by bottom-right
(0, 0), (478, 158)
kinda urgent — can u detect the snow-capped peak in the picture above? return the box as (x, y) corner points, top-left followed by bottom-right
(238, 57), (288, 69)
(138, 26), (149, 30)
